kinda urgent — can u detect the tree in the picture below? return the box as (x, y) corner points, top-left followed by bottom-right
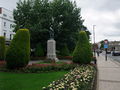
(100, 40), (104, 49)
(30, 0), (51, 48)
(13, 0), (32, 30)
(13, 0), (86, 53)
(81, 25), (91, 40)
(35, 43), (44, 57)
(6, 29), (30, 69)
(0, 36), (5, 60)
(59, 43), (70, 56)
(50, 0), (84, 50)
(14, 0), (51, 49)
(73, 31), (92, 64)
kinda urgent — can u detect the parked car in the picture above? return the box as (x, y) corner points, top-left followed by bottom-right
(112, 51), (120, 56)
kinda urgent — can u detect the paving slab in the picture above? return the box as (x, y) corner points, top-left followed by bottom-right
(97, 55), (120, 90)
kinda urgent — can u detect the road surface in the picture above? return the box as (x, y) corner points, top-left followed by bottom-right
(100, 52), (120, 63)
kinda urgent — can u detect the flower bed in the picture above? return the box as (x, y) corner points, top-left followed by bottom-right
(0, 63), (76, 73)
(58, 56), (73, 60)
(43, 65), (96, 90)
(31, 61), (73, 67)
(30, 56), (73, 60)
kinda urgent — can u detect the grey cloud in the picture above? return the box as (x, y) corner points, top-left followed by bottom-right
(97, 0), (120, 11)
(0, 0), (18, 11)
(76, 0), (120, 11)
(104, 30), (120, 37)
(76, 0), (120, 41)
(114, 22), (120, 29)
(0, 0), (120, 41)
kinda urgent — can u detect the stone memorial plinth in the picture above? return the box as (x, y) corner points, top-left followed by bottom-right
(47, 39), (58, 61)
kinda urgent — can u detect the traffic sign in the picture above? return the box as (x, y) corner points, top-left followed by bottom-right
(104, 44), (108, 48)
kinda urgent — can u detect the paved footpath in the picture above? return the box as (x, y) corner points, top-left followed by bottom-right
(97, 55), (120, 90)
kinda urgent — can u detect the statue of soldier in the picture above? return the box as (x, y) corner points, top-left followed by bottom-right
(49, 27), (54, 39)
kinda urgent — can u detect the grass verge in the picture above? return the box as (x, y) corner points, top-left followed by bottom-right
(0, 71), (68, 90)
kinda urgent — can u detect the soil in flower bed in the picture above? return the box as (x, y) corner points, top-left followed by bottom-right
(28, 60), (73, 68)
(0, 71), (68, 90)
(37, 62), (65, 64)
(57, 56), (73, 60)
(35, 61), (73, 67)
(0, 61), (6, 68)
(30, 56), (73, 60)
(30, 56), (46, 60)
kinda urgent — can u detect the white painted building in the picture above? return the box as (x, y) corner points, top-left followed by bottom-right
(0, 7), (15, 41)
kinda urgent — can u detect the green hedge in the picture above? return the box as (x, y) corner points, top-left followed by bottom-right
(0, 36), (5, 60)
(23, 64), (76, 73)
(0, 64), (76, 73)
(35, 43), (44, 57)
(6, 29), (30, 69)
(73, 31), (92, 64)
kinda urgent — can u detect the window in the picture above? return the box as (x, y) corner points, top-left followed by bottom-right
(10, 24), (12, 29)
(3, 14), (7, 17)
(10, 34), (12, 40)
(0, 8), (2, 14)
(4, 22), (6, 27)
(4, 33), (6, 37)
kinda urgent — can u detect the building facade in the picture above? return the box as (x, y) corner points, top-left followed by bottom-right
(0, 7), (15, 41)
(109, 41), (120, 51)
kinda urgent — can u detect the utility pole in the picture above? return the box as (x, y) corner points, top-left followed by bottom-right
(93, 25), (96, 57)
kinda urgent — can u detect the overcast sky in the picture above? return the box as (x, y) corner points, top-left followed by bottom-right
(0, 0), (120, 42)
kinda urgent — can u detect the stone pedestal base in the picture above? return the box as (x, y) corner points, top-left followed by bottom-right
(47, 39), (58, 62)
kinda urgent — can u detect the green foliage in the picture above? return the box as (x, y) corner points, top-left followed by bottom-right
(13, 0), (32, 31)
(6, 29), (30, 69)
(24, 64), (75, 73)
(14, 0), (51, 48)
(81, 25), (91, 40)
(5, 45), (9, 53)
(73, 31), (92, 64)
(100, 40), (104, 49)
(59, 44), (70, 56)
(13, 0), (85, 50)
(0, 36), (5, 60)
(35, 43), (44, 57)
(0, 63), (75, 73)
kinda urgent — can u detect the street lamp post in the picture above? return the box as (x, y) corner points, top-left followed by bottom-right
(93, 25), (96, 57)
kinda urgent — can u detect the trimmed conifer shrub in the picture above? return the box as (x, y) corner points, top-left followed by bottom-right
(6, 29), (30, 69)
(0, 36), (5, 60)
(73, 31), (92, 64)
(60, 44), (70, 56)
(35, 43), (44, 57)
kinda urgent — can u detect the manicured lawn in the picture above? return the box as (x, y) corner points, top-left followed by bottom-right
(0, 71), (68, 90)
